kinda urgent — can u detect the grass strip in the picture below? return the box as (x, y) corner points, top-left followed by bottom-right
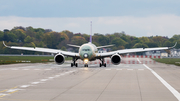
(153, 58), (180, 66)
(0, 56), (72, 65)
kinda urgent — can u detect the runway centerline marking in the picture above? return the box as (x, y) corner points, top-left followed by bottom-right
(0, 89), (8, 93)
(40, 79), (48, 82)
(0, 69), (77, 98)
(31, 82), (42, 85)
(0, 86), (20, 98)
(20, 85), (31, 88)
(23, 69), (29, 70)
(143, 64), (180, 100)
(0, 94), (9, 98)
(48, 77), (55, 79)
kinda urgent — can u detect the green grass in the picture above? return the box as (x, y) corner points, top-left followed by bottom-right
(0, 56), (72, 65)
(153, 58), (180, 66)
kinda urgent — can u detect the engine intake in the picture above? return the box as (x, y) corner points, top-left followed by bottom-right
(54, 54), (65, 65)
(111, 54), (121, 65)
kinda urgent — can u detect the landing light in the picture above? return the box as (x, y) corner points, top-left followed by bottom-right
(84, 59), (89, 64)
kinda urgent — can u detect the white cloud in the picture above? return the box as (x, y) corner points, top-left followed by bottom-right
(0, 15), (180, 38)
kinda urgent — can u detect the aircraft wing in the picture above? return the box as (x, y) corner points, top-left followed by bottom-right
(3, 41), (79, 57)
(96, 42), (177, 58)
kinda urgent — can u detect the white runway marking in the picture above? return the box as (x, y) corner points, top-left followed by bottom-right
(137, 58), (142, 63)
(0, 93), (9, 96)
(11, 69), (18, 70)
(48, 77), (55, 79)
(40, 79), (48, 82)
(143, 64), (180, 100)
(20, 85), (31, 88)
(6, 89), (22, 93)
(44, 69), (52, 70)
(55, 75), (60, 77)
(34, 69), (40, 70)
(31, 82), (41, 84)
(23, 69), (29, 70)
(64, 72), (71, 74)
(105, 69), (111, 70)
(0, 69), (77, 98)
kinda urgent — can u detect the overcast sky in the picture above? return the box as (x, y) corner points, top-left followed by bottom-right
(0, 0), (180, 38)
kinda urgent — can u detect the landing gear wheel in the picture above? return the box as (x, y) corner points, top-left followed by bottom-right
(75, 63), (78, 67)
(99, 58), (106, 67)
(71, 58), (78, 67)
(71, 63), (73, 67)
(104, 63), (106, 67)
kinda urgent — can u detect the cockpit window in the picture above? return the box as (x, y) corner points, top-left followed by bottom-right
(82, 49), (90, 51)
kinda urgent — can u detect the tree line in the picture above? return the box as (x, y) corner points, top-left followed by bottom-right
(0, 26), (180, 54)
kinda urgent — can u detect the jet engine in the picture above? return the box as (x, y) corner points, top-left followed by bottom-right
(111, 54), (122, 65)
(54, 54), (65, 65)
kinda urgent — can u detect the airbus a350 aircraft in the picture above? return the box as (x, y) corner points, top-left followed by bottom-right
(3, 37), (177, 67)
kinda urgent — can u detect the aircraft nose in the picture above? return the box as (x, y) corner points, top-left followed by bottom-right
(83, 53), (88, 58)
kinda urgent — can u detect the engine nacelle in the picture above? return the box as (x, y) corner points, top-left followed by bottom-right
(111, 54), (122, 65)
(54, 54), (65, 65)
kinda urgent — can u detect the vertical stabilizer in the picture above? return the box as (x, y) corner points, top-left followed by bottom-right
(90, 21), (92, 43)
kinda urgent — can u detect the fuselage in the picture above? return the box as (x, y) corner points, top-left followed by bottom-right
(79, 42), (97, 63)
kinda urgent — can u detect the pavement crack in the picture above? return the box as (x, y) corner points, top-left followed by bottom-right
(49, 69), (101, 101)
(95, 70), (118, 101)
(136, 70), (143, 101)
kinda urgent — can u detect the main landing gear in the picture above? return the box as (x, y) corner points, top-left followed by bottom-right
(71, 58), (78, 67)
(99, 58), (106, 67)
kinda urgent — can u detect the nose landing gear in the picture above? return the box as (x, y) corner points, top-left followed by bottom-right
(84, 64), (88, 67)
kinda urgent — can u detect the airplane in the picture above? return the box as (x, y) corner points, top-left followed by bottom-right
(2, 23), (177, 67)
(3, 38), (177, 67)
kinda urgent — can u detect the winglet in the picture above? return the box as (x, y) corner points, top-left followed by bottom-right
(169, 42), (177, 49)
(3, 41), (11, 48)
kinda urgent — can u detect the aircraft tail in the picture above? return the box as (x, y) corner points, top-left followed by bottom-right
(90, 35), (92, 43)
(90, 21), (92, 43)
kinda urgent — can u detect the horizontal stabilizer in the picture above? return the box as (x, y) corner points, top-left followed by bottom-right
(67, 44), (81, 48)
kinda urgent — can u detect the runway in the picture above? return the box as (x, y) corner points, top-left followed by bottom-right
(0, 58), (180, 101)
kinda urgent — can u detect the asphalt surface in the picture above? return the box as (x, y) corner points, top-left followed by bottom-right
(0, 58), (180, 101)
